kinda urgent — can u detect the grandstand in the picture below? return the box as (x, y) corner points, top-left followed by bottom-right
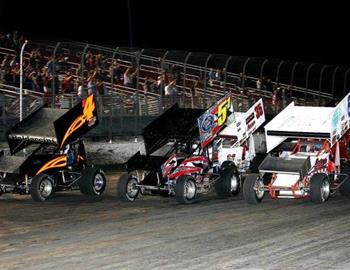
(0, 34), (344, 139)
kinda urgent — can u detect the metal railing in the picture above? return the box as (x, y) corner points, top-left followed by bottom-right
(0, 39), (345, 141)
(0, 41), (340, 108)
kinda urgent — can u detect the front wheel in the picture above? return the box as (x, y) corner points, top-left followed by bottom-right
(78, 167), (107, 196)
(117, 173), (139, 202)
(215, 168), (240, 197)
(310, 173), (330, 203)
(243, 174), (265, 204)
(30, 174), (55, 202)
(175, 175), (197, 204)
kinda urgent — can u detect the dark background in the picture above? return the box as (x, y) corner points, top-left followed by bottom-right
(0, 1), (348, 66)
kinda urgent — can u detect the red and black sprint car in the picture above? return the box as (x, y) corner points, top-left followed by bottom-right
(118, 94), (265, 204)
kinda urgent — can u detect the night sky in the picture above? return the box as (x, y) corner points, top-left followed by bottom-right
(0, 1), (348, 65)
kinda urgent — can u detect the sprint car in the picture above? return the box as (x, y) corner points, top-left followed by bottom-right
(118, 94), (266, 203)
(243, 93), (350, 204)
(0, 94), (107, 201)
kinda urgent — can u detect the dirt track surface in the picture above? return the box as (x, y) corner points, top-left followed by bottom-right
(1, 172), (350, 270)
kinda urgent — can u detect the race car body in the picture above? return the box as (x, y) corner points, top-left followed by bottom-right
(243, 93), (350, 204)
(118, 94), (266, 204)
(0, 95), (107, 201)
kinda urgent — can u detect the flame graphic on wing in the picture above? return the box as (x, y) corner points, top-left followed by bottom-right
(60, 95), (96, 149)
(36, 155), (67, 175)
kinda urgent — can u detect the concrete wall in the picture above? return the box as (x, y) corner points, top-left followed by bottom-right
(85, 137), (145, 165)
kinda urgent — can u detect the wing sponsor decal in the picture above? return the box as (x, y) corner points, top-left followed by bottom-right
(200, 114), (215, 133)
(330, 93), (350, 146)
(198, 94), (233, 148)
(229, 99), (265, 147)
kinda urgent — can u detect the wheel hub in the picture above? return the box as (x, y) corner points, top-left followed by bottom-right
(39, 179), (53, 198)
(185, 180), (196, 200)
(94, 173), (105, 191)
(127, 178), (138, 198)
(321, 179), (330, 201)
(255, 179), (264, 199)
(230, 175), (239, 192)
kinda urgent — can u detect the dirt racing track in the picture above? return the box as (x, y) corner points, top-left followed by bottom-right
(0, 172), (350, 270)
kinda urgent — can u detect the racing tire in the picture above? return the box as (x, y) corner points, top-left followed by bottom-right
(117, 173), (139, 202)
(249, 153), (267, 173)
(175, 175), (197, 204)
(243, 174), (265, 204)
(215, 163), (240, 197)
(30, 174), (55, 202)
(339, 163), (350, 197)
(78, 167), (106, 196)
(310, 173), (330, 204)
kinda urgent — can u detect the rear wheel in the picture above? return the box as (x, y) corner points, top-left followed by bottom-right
(78, 167), (106, 196)
(310, 173), (330, 203)
(117, 173), (139, 202)
(249, 154), (267, 173)
(215, 165), (240, 197)
(175, 175), (197, 204)
(243, 174), (265, 204)
(339, 163), (350, 197)
(30, 174), (55, 202)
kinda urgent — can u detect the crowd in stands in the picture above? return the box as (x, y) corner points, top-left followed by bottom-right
(0, 31), (192, 101)
(0, 30), (294, 111)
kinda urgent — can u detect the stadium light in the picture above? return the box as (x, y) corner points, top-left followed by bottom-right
(20, 40), (28, 121)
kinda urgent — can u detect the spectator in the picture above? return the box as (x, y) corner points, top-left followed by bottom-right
(169, 64), (181, 82)
(42, 68), (52, 93)
(87, 73), (97, 95)
(77, 84), (84, 100)
(46, 57), (54, 74)
(60, 57), (70, 72)
(208, 68), (215, 86)
(165, 80), (177, 96)
(110, 61), (122, 81)
(85, 50), (94, 69)
(11, 63), (20, 85)
(28, 50), (37, 69)
(96, 78), (106, 96)
(28, 70), (39, 91)
(1, 55), (9, 69)
(87, 54), (96, 70)
(142, 77), (150, 94)
(123, 68), (133, 87)
(9, 56), (17, 69)
(131, 67), (139, 88)
(215, 69), (222, 81)
(171, 81), (178, 97)
(156, 74), (165, 95)
(256, 78), (262, 90)
(3, 68), (13, 85)
(100, 56), (109, 71)
(62, 71), (74, 94)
